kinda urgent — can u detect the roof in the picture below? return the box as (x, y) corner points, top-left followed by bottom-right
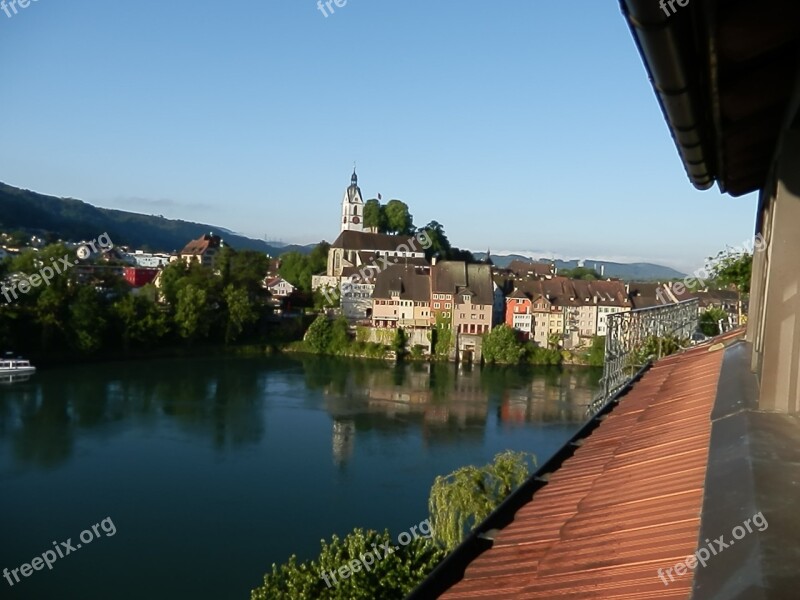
(507, 260), (555, 279)
(432, 262), (494, 305)
(330, 231), (418, 252)
(510, 278), (632, 308)
(620, 0), (800, 196)
(372, 264), (431, 301)
(628, 282), (666, 309)
(180, 233), (221, 256)
(423, 344), (726, 599)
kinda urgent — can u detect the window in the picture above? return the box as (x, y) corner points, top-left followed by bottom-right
(445, 303), (451, 309)
(434, 302), (441, 309)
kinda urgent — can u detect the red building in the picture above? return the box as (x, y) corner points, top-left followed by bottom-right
(123, 267), (158, 288)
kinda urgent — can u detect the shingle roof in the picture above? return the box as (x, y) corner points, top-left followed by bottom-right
(372, 264), (431, 302)
(507, 260), (556, 278)
(429, 344), (725, 599)
(180, 233), (221, 256)
(330, 231), (418, 252)
(432, 262), (494, 305)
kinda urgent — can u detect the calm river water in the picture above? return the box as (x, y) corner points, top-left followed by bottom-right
(0, 355), (600, 599)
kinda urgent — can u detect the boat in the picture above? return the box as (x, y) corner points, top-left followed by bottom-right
(0, 356), (36, 382)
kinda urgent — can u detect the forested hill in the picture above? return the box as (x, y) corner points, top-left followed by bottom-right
(0, 182), (308, 255)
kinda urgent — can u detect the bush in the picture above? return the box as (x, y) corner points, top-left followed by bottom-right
(699, 307), (728, 336)
(584, 335), (606, 367)
(525, 343), (563, 366)
(251, 529), (444, 600)
(304, 315), (332, 353)
(482, 325), (526, 364)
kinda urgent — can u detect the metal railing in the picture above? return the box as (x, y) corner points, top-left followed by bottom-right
(590, 299), (699, 413)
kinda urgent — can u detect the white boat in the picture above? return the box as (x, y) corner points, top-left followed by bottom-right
(0, 358), (36, 376)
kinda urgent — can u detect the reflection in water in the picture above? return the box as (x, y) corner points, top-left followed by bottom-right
(0, 358), (268, 468)
(299, 358), (601, 464)
(0, 356), (602, 470)
(332, 419), (355, 466)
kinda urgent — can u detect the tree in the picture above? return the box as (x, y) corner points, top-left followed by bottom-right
(363, 199), (385, 232)
(420, 221), (451, 260)
(304, 315), (332, 353)
(708, 249), (752, 293)
(383, 200), (414, 235)
(216, 248), (270, 295)
(560, 267), (602, 280)
(279, 242), (329, 292)
(113, 293), (169, 349)
(329, 316), (351, 354)
(428, 451), (536, 551)
(223, 284), (258, 344)
(482, 325), (526, 364)
(175, 283), (209, 341)
(69, 286), (108, 354)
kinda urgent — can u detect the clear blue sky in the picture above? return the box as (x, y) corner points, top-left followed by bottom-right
(0, 0), (756, 272)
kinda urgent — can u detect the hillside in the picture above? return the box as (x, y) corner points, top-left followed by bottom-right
(473, 252), (686, 281)
(0, 182), (312, 255)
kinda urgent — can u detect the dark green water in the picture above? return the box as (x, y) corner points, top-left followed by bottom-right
(0, 355), (600, 600)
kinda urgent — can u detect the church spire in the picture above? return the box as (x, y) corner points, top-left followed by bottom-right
(351, 164), (358, 186)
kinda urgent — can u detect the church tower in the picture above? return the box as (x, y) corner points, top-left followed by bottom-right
(341, 168), (365, 233)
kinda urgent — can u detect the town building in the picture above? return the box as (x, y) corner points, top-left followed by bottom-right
(264, 276), (296, 297)
(179, 233), (223, 267)
(371, 264), (432, 329)
(123, 267), (159, 288)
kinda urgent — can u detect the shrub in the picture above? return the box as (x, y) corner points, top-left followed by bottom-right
(250, 529), (444, 600)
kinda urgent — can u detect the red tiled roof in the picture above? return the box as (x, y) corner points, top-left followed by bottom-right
(440, 345), (725, 599)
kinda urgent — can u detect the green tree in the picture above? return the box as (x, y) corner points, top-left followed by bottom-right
(113, 293), (169, 349)
(363, 199), (385, 232)
(305, 315), (332, 353)
(69, 286), (108, 354)
(279, 242), (330, 292)
(420, 221), (451, 260)
(223, 284), (258, 344)
(428, 451), (536, 551)
(708, 249), (752, 293)
(329, 316), (351, 354)
(216, 247), (270, 295)
(174, 283), (209, 341)
(482, 325), (526, 364)
(560, 267), (602, 280)
(383, 200), (414, 235)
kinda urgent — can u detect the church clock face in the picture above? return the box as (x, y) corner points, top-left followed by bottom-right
(352, 216), (360, 224)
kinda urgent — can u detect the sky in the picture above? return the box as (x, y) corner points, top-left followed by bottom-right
(0, 0), (757, 272)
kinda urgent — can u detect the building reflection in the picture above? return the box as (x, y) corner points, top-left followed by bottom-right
(319, 362), (601, 464)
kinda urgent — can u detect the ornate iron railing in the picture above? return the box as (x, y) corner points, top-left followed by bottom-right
(590, 299), (699, 413)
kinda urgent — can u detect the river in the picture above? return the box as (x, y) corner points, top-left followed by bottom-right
(0, 355), (600, 599)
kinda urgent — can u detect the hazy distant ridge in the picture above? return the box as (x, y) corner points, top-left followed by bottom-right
(473, 252), (685, 281)
(0, 182), (306, 255)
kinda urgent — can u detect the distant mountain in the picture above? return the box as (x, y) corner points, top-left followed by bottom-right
(474, 253), (686, 281)
(0, 182), (316, 255)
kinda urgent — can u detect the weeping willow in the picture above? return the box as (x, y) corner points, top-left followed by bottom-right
(428, 450), (536, 551)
